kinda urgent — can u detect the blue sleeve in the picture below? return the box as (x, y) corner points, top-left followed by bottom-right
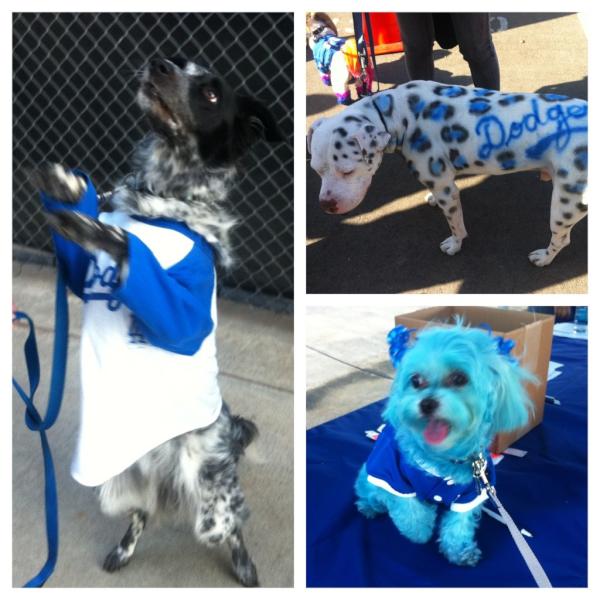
(40, 172), (98, 298)
(114, 232), (215, 356)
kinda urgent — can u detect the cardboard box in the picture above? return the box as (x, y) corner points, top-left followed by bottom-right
(394, 307), (555, 453)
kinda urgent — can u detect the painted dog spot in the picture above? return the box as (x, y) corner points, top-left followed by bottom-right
(441, 124), (469, 143)
(574, 145), (587, 171)
(428, 156), (446, 177)
(409, 128), (432, 152)
(469, 98), (492, 115)
(433, 85), (467, 98)
(408, 94), (425, 117)
(423, 100), (455, 121)
(496, 150), (516, 170)
(498, 94), (525, 106)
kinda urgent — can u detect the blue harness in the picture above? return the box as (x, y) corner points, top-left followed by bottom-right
(13, 266), (69, 586)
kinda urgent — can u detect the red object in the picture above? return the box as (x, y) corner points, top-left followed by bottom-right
(362, 13), (404, 55)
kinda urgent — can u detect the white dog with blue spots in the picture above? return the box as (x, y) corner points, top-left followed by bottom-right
(308, 80), (587, 266)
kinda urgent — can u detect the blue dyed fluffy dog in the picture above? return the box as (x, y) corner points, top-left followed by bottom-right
(355, 323), (536, 566)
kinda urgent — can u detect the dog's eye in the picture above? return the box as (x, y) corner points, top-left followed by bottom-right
(203, 88), (219, 104)
(410, 374), (428, 389)
(446, 371), (469, 387)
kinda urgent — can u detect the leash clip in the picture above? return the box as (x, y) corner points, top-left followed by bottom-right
(472, 453), (495, 494)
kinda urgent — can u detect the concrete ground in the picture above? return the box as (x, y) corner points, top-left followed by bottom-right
(12, 261), (293, 588)
(306, 13), (588, 294)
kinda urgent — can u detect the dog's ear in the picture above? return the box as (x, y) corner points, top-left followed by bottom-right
(307, 118), (325, 155)
(235, 95), (284, 149)
(351, 125), (391, 153)
(489, 358), (536, 434)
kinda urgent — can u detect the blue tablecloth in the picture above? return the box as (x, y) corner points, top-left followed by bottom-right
(307, 336), (587, 587)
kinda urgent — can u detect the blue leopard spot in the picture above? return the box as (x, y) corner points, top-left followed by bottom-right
(564, 181), (587, 194)
(449, 148), (469, 170)
(469, 99), (491, 115)
(496, 151), (516, 170)
(423, 100), (455, 121)
(539, 93), (569, 102)
(434, 85), (467, 98)
(408, 94), (426, 117)
(429, 156), (446, 177)
(374, 93), (394, 116)
(498, 94), (525, 106)
(473, 87), (496, 97)
(441, 124), (469, 143)
(409, 128), (432, 153)
(574, 145), (587, 171)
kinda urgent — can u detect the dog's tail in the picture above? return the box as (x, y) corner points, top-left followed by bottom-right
(230, 414), (259, 456)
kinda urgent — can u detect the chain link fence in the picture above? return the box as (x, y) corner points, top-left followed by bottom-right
(13, 13), (293, 310)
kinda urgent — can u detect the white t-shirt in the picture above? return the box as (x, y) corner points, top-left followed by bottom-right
(70, 212), (222, 486)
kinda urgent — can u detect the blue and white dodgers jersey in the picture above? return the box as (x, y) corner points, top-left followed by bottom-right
(43, 176), (222, 487)
(365, 424), (495, 512)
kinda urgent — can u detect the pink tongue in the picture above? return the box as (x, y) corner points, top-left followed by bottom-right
(424, 419), (450, 445)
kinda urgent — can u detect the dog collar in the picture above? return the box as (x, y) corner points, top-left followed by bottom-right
(370, 97), (406, 153)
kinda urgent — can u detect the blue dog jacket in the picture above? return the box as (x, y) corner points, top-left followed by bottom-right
(42, 175), (222, 487)
(313, 34), (347, 76)
(365, 424), (495, 512)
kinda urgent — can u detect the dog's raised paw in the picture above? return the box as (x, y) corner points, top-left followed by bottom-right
(31, 163), (87, 203)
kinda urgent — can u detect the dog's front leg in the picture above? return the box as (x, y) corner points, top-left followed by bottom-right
(428, 181), (468, 256)
(31, 163), (88, 203)
(45, 210), (129, 271)
(438, 508), (482, 566)
(103, 509), (148, 572)
(388, 496), (437, 544)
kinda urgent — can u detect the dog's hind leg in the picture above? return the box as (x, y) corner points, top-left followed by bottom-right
(227, 527), (259, 587)
(529, 178), (587, 266)
(354, 464), (387, 518)
(103, 509), (148, 572)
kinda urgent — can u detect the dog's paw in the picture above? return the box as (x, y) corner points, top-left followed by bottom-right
(45, 211), (128, 261)
(102, 546), (131, 572)
(440, 236), (463, 255)
(425, 192), (438, 207)
(528, 248), (554, 267)
(443, 543), (482, 567)
(31, 163), (87, 203)
(234, 557), (259, 587)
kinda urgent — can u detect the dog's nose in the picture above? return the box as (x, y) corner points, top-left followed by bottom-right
(149, 58), (174, 77)
(419, 397), (439, 416)
(319, 199), (338, 213)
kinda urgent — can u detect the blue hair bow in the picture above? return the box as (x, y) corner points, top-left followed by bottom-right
(478, 323), (516, 360)
(387, 325), (415, 368)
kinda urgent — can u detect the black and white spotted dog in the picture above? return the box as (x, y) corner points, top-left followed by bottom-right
(308, 80), (587, 266)
(32, 57), (283, 586)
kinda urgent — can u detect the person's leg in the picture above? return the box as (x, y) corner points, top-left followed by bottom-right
(451, 13), (500, 89)
(396, 14), (435, 81)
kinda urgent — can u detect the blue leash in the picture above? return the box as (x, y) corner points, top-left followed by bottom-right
(12, 266), (69, 587)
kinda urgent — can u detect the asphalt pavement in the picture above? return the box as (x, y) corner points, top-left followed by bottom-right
(306, 13), (588, 294)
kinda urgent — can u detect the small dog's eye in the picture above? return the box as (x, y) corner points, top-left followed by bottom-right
(447, 371), (468, 387)
(203, 88), (219, 104)
(410, 374), (428, 389)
